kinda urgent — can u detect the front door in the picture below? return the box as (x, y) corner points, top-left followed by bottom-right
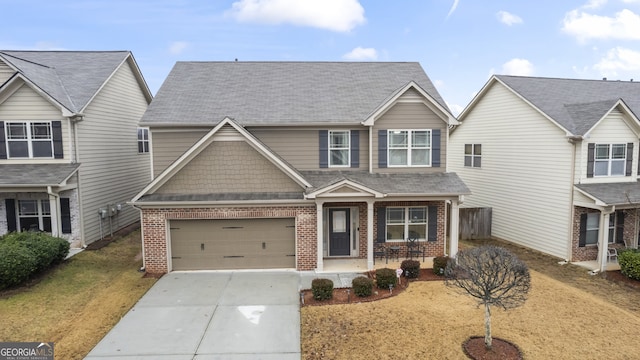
(329, 208), (350, 256)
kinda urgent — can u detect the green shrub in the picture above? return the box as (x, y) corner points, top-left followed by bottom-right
(618, 249), (640, 281)
(375, 268), (398, 289)
(352, 276), (373, 297)
(311, 278), (334, 301)
(1, 232), (70, 272)
(0, 242), (38, 290)
(433, 255), (451, 275)
(401, 259), (420, 278)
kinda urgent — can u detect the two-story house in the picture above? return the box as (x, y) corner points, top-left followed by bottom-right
(449, 75), (640, 272)
(130, 61), (469, 274)
(0, 51), (152, 247)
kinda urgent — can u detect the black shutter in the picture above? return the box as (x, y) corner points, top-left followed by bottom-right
(427, 205), (438, 241)
(52, 121), (63, 159)
(376, 207), (386, 242)
(60, 198), (72, 234)
(579, 213), (587, 247)
(587, 144), (595, 178)
(0, 121), (6, 159)
(378, 130), (387, 168)
(319, 130), (328, 168)
(432, 129), (441, 167)
(626, 143), (633, 176)
(616, 211), (624, 244)
(350, 130), (359, 168)
(5, 199), (16, 232)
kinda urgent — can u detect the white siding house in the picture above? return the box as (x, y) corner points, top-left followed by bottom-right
(450, 75), (640, 272)
(0, 51), (152, 246)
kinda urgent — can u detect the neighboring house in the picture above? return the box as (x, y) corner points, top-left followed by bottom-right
(449, 75), (640, 272)
(130, 62), (469, 273)
(0, 51), (152, 247)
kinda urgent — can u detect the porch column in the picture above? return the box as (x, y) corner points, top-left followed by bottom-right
(48, 193), (60, 236)
(449, 199), (460, 258)
(316, 200), (324, 272)
(367, 200), (374, 270)
(597, 209), (612, 273)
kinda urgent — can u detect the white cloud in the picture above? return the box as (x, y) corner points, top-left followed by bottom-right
(343, 47), (378, 60)
(562, 9), (640, 42)
(594, 46), (640, 76)
(584, 0), (607, 9)
(501, 58), (534, 76)
(446, 0), (459, 19)
(447, 102), (464, 116)
(227, 0), (365, 32)
(496, 11), (523, 26)
(168, 41), (189, 55)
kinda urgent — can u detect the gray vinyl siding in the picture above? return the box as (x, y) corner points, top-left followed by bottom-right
(151, 129), (209, 177)
(373, 102), (447, 173)
(75, 61), (150, 244)
(251, 128), (368, 171)
(0, 83), (71, 163)
(449, 82), (573, 259)
(0, 60), (13, 85)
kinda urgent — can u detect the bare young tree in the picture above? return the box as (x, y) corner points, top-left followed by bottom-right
(445, 245), (531, 350)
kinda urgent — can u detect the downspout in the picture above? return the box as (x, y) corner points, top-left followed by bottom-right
(133, 204), (146, 272)
(71, 115), (86, 246)
(566, 135), (581, 262)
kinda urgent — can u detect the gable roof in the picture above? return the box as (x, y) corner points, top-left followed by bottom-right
(463, 75), (640, 136)
(131, 117), (311, 202)
(575, 182), (640, 206)
(0, 163), (80, 186)
(0, 50), (152, 114)
(140, 61), (450, 126)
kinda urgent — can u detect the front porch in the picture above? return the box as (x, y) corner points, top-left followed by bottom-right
(321, 257), (435, 273)
(573, 259), (621, 273)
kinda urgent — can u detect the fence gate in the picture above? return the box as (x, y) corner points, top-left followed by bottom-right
(460, 207), (492, 240)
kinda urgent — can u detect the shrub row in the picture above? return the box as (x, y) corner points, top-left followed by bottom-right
(0, 232), (70, 290)
(401, 259), (420, 278)
(618, 249), (640, 281)
(352, 276), (373, 297)
(311, 278), (334, 300)
(433, 255), (451, 275)
(375, 268), (398, 289)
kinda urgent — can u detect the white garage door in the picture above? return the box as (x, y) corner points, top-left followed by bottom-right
(170, 218), (295, 270)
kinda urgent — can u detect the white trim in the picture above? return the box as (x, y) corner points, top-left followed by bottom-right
(584, 99), (640, 138)
(386, 129), (432, 167)
(305, 179), (384, 199)
(328, 129), (351, 168)
(4, 121), (54, 159)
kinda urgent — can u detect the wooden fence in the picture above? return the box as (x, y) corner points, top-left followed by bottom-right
(459, 207), (492, 240)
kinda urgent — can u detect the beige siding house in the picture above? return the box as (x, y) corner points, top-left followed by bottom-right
(0, 51), (152, 247)
(131, 62), (469, 274)
(450, 75), (640, 272)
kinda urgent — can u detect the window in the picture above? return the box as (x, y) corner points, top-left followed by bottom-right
(18, 199), (51, 232)
(388, 130), (431, 166)
(386, 207), (427, 241)
(329, 130), (349, 167)
(594, 144), (626, 176)
(585, 212), (599, 245)
(137, 128), (149, 153)
(464, 144), (481, 167)
(6, 122), (53, 158)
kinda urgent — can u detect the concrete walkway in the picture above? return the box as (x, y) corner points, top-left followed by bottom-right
(86, 271), (303, 359)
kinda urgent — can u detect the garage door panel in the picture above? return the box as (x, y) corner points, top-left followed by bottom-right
(170, 218), (295, 270)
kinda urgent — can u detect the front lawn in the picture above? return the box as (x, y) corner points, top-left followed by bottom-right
(0, 229), (157, 359)
(301, 270), (640, 359)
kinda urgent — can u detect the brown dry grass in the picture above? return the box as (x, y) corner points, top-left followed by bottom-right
(301, 239), (640, 359)
(0, 229), (157, 359)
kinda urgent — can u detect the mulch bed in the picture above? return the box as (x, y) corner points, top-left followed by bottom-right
(604, 270), (640, 290)
(301, 269), (445, 306)
(463, 337), (523, 360)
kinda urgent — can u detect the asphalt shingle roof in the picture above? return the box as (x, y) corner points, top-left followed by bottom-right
(140, 61), (449, 126)
(576, 182), (640, 206)
(0, 51), (131, 113)
(0, 164), (80, 186)
(302, 171), (471, 196)
(495, 75), (640, 135)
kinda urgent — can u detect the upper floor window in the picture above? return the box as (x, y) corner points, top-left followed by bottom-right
(6, 122), (53, 158)
(388, 130), (431, 167)
(594, 144), (626, 176)
(329, 130), (350, 167)
(137, 128), (149, 153)
(464, 144), (481, 168)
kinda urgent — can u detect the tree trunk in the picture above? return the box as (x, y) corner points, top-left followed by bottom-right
(484, 303), (492, 349)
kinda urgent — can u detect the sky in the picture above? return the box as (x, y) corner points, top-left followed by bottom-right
(3, 0), (640, 115)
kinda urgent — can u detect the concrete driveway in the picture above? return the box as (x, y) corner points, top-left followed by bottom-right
(85, 271), (301, 359)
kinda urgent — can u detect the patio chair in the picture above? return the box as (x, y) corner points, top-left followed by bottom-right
(597, 242), (618, 262)
(374, 241), (387, 265)
(406, 236), (425, 262)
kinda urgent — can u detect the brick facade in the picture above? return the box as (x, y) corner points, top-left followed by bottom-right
(572, 206), (636, 261)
